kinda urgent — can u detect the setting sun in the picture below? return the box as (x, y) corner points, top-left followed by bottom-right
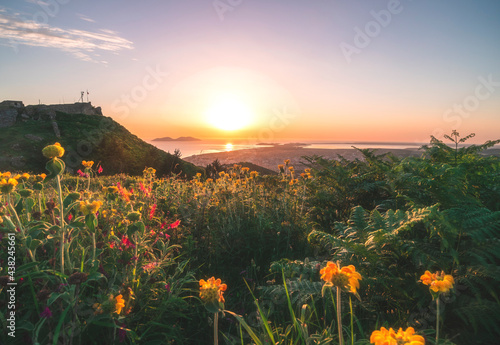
(205, 95), (254, 131)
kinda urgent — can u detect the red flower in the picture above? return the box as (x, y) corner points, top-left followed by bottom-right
(149, 204), (157, 220)
(121, 236), (135, 249)
(97, 166), (103, 174)
(169, 220), (181, 229)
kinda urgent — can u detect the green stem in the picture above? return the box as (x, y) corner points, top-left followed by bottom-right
(7, 194), (24, 236)
(92, 233), (96, 264)
(56, 175), (66, 274)
(132, 233), (138, 286)
(349, 295), (354, 345)
(7, 194), (36, 263)
(214, 312), (219, 345)
(337, 286), (344, 345)
(436, 297), (440, 345)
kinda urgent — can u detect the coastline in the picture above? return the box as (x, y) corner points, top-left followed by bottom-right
(183, 146), (423, 171)
(183, 146), (500, 171)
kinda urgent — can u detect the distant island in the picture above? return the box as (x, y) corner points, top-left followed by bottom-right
(152, 136), (201, 142)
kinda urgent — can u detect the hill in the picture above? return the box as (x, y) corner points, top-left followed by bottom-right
(0, 111), (202, 177)
(152, 136), (201, 141)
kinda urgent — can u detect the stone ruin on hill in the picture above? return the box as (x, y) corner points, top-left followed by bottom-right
(0, 100), (103, 129)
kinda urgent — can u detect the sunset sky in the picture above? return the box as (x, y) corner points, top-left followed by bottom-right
(1, 0), (499, 143)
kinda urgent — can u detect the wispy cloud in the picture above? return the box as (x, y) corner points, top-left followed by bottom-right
(77, 13), (96, 23)
(0, 9), (133, 62)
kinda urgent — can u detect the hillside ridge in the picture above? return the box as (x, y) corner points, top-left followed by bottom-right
(0, 101), (201, 177)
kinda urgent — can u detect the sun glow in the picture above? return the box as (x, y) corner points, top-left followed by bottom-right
(225, 143), (234, 151)
(205, 95), (254, 131)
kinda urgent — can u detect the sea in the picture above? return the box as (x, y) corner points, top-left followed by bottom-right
(146, 139), (427, 158)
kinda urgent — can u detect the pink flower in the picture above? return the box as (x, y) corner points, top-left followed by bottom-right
(165, 283), (171, 293)
(142, 262), (159, 271)
(97, 166), (103, 174)
(77, 169), (88, 178)
(40, 306), (52, 318)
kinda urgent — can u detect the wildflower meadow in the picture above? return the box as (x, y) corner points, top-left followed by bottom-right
(1, 133), (499, 344)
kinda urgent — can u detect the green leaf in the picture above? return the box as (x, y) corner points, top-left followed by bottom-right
(44, 158), (65, 181)
(25, 197), (35, 213)
(85, 214), (98, 233)
(224, 310), (263, 345)
(29, 238), (43, 251)
(52, 303), (71, 345)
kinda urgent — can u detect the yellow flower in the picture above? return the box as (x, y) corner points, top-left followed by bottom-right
(0, 172), (11, 178)
(0, 178), (19, 194)
(320, 262), (362, 294)
(107, 186), (119, 193)
(370, 326), (425, 345)
(420, 270), (454, 294)
(199, 277), (227, 303)
(250, 171), (259, 178)
(42, 142), (65, 159)
(284, 159), (290, 165)
(82, 160), (94, 168)
(143, 167), (156, 175)
(79, 200), (103, 215)
(114, 294), (125, 314)
(20, 173), (30, 181)
(242, 167), (250, 173)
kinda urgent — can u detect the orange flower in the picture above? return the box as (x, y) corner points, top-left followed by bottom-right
(115, 294), (125, 314)
(320, 262), (362, 294)
(82, 160), (94, 168)
(199, 277), (227, 303)
(370, 326), (425, 345)
(420, 270), (454, 294)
